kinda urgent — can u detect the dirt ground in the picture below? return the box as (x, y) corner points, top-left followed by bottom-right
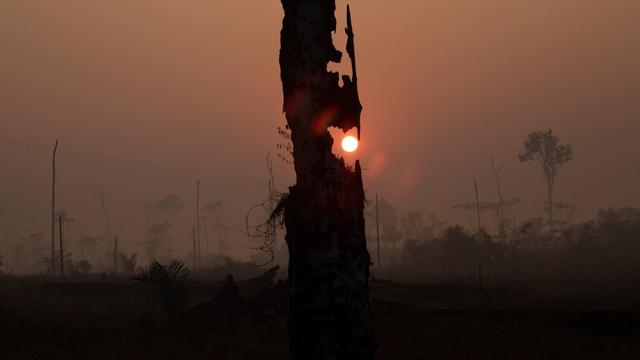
(1, 277), (639, 359)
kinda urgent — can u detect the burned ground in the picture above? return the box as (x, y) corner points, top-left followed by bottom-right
(1, 272), (639, 359)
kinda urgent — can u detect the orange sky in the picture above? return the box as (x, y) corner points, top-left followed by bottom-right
(1, 0), (639, 259)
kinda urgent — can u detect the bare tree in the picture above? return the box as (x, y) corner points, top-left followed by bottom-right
(519, 129), (573, 230)
(99, 191), (112, 253)
(490, 157), (521, 240)
(279, 2), (373, 358)
(143, 195), (183, 261)
(78, 232), (100, 261)
(50, 140), (58, 276)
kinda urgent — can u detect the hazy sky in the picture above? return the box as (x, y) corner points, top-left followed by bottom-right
(1, 0), (639, 261)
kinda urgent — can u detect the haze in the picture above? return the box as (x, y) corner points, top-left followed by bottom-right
(1, 0), (639, 261)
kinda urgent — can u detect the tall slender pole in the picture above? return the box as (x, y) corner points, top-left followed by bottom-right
(51, 140), (58, 277)
(376, 193), (381, 270)
(196, 180), (201, 265)
(474, 179), (482, 233)
(58, 216), (64, 278)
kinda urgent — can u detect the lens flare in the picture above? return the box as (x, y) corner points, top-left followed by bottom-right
(341, 135), (359, 153)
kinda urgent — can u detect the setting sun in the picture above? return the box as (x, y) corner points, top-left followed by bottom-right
(341, 135), (359, 153)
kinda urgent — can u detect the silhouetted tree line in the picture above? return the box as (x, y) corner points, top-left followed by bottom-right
(380, 207), (640, 294)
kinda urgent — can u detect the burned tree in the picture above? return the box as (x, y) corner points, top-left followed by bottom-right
(519, 129), (573, 230)
(279, 1), (373, 359)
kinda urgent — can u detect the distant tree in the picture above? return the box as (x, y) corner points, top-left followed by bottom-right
(143, 195), (183, 262)
(147, 194), (183, 220)
(78, 235), (101, 261)
(24, 232), (46, 248)
(10, 241), (27, 274)
(519, 129), (573, 230)
(98, 191), (113, 253)
(363, 196), (376, 243)
(401, 210), (425, 240)
(490, 157), (522, 240)
(144, 220), (173, 262)
(118, 252), (139, 274)
(440, 226), (481, 275)
(23, 232), (47, 274)
(202, 201), (229, 257)
(453, 201), (489, 231)
(514, 217), (548, 253)
(400, 211), (447, 241)
(481, 199), (521, 238)
(547, 201), (578, 228)
(378, 198), (402, 252)
(72, 259), (92, 275)
(425, 214), (449, 238)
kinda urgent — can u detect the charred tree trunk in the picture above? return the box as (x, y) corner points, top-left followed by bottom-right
(51, 140), (58, 277)
(279, 1), (373, 359)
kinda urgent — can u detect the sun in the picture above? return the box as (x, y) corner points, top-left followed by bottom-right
(341, 135), (359, 153)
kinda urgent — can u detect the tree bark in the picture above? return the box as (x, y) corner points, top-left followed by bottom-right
(279, 1), (374, 359)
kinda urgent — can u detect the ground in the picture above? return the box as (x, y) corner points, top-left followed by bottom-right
(1, 276), (639, 359)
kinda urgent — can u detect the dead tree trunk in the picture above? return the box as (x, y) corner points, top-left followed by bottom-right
(58, 216), (64, 278)
(51, 140), (58, 276)
(279, 2), (373, 359)
(99, 191), (112, 256)
(491, 157), (506, 241)
(474, 179), (482, 232)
